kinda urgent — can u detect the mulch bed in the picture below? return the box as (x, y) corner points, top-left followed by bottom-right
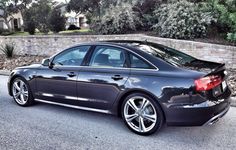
(0, 55), (47, 71)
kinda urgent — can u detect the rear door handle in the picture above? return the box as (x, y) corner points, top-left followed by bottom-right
(111, 75), (123, 81)
(67, 72), (76, 77)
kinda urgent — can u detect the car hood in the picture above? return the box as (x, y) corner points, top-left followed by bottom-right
(15, 63), (42, 70)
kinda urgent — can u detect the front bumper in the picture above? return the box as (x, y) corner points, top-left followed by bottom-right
(165, 97), (231, 126)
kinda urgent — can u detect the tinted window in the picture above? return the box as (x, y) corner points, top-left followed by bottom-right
(53, 46), (90, 66)
(129, 53), (154, 69)
(133, 44), (196, 67)
(90, 46), (126, 68)
(115, 41), (196, 67)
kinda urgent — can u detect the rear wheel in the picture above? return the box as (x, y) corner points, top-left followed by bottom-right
(121, 93), (164, 135)
(12, 77), (34, 106)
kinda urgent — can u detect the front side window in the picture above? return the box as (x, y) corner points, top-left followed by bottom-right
(89, 46), (126, 68)
(53, 46), (90, 66)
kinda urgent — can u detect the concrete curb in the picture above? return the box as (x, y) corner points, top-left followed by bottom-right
(0, 69), (235, 107)
(0, 70), (10, 76)
(231, 97), (236, 107)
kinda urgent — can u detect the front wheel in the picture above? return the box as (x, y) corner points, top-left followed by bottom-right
(11, 77), (34, 106)
(121, 93), (164, 135)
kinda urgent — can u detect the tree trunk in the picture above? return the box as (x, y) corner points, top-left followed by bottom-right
(4, 18), (12, 32)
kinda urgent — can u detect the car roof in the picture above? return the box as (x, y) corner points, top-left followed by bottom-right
(76, 40), (159, 58)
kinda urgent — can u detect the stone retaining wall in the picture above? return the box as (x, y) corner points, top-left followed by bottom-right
(0, 34), (235, 68)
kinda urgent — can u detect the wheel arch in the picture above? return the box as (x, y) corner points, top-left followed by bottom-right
(116, 89), (166, 121)
(9, 75), (27, 96)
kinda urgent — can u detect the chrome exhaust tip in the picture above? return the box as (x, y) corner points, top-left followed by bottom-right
(208, 117), (219, 125)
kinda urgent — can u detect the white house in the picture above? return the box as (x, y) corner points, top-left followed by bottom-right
(58, 3), (89, 28)
(0, 10), (23, 31)
(0, 3), (88, 31)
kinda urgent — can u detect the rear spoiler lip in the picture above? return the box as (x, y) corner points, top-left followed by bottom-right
(205, 63), (226, 77)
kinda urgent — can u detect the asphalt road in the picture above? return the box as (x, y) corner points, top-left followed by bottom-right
(0, 75), (236, 150)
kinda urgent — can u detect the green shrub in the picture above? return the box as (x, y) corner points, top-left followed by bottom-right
(152, 0), (216, 39)
(23, 4), (36, 35)
(202, 0), (236, 41)
(91, 3), (141, 34)
(227, 33), (236, 41)
(215, 0), (236, 31)
(0, 44), (15, 58)
(49, 8), (66, 33)
(25, 21), (36, 35)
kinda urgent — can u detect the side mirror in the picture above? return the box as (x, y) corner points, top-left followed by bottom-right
(41, 58), (51, 67)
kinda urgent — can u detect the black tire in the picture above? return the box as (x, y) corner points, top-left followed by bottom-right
(121, 93), (164, 135)
(11, 77), (34, 106)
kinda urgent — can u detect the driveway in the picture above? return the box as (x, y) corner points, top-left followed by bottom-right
(0, 75), (236, 150)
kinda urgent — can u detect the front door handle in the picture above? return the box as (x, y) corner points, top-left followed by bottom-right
(111, 75), (123, 81)
(67, 72), (76, 77)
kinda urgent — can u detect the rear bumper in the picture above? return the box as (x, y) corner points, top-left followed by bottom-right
(165, 97), (231, 126)
(203, 104), (230, 125)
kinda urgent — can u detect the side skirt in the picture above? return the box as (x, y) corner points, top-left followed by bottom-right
(34, 99), (111, 114)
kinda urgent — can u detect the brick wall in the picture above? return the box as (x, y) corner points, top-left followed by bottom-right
(0, 34), (235, 68)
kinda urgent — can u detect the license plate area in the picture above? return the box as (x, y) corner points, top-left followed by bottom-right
(212, 81), (227, 97)
(222, 81), (227, 92)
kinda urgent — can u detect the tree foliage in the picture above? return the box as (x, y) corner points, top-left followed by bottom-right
(152, 0), (216, 39)
(23, 7), (36, 35)
(23, 0), (52, 34)
(200, 0), (236, 41)
(91, 3), (140, 34)
(33, 0), (52, 33)
(49, 8), (66, 33)
(67, 0), (101, 15)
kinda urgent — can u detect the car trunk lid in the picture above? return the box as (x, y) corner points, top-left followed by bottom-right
(184, 60), (231, 100)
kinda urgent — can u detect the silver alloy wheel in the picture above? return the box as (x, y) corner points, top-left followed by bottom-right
(124, 96), (157, 133)
(12, 79), (29, 105)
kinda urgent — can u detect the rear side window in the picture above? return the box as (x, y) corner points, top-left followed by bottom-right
(89, 46), (127, 68)
(129, 53), (154, 69)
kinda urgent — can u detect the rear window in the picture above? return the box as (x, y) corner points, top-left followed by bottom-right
(127, 42), (196, 67)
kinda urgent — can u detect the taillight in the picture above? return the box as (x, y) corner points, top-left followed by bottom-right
(194, 75), (222, 91)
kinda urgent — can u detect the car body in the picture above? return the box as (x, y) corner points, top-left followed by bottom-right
(8, 40), (232, 135)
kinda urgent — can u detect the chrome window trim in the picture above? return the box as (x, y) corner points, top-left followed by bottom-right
(96, 44), (159, 71)
(78, 65), (159, 71)
(49, 43), (159, 71)
(44, 65), (158, 71)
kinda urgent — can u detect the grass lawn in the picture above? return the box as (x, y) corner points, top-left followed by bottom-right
(10, 31), (52, 36)
(59, 29), (91, 34)
(8, 28), (92, 36)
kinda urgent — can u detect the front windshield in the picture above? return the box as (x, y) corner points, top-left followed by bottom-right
(129, 42), (196, 67)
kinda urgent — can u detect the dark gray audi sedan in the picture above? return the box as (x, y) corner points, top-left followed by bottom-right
(8, 40), (231, 135)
